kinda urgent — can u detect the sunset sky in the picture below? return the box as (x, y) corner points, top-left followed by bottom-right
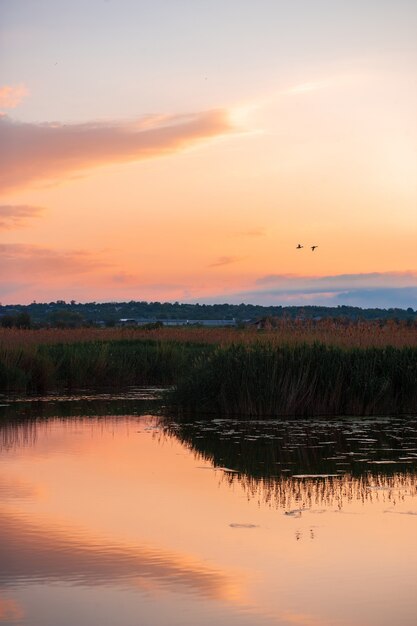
(1, 0), (416, 307)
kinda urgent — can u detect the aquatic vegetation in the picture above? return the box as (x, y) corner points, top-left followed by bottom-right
(0, 322), (416, 415)
(0, 339), (211, 393)
(172, 342), (417, 417)
(168, 414), (417, 480)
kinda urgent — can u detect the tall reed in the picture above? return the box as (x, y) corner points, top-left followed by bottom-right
(1, 318), (417, 350)
(172, 342), (417, 417)
(0, 339), (210, 394)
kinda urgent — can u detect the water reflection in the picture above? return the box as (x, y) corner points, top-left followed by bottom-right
(0, 597), (23, 623)
(0, 388), (162, 451)
(166, 416), (417, 509)
(0, 509), (239, 599)
(0, 387), (162, 421)
(1, 402), (417, 626)
(169, 416), (417, 477)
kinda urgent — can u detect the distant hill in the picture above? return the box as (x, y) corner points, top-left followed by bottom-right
(0, 300), (416, 328)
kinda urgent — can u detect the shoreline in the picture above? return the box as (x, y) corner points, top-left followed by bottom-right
(1, 329), (416, 418)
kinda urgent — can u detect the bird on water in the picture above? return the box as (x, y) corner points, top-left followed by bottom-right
(311, 245), (318, 251)
(296, 244), (303, 249)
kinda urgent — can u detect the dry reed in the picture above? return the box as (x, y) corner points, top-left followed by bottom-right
(1, 319), (416, 350)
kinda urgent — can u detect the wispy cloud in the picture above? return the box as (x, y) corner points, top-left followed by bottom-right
(0, 109), (235, 192)
(209, 256), (242, 268)
(0, 205), (44, 229)
(282, 73), (359, 97)
(0, 243), (112, 301)
(0, 243), (107, 276)
(283, 81), (327, 95)
(0, 83), (28, 110)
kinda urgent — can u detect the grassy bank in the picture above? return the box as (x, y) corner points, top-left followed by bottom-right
(172, 343), (417, 417)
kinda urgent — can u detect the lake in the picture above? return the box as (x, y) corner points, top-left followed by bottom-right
(1, 390), (416, 626)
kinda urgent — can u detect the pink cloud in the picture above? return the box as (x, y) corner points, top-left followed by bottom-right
(0, 204), (44, 229)
(0, 84), (28, 110)
(0, 243), (108, 277)
(0, 109), (235, 192)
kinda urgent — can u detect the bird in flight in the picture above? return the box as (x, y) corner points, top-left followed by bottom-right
(311, 245), (318, 251)
(296, 244), (303, 249)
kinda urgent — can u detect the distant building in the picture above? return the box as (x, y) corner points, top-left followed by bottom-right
(118, 318), (140, 326)
(160, 319), (236, 327)
(117, 318), (236, 327)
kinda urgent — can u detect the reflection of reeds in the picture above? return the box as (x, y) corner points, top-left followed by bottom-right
(0, 419), (39, 451)
(172, 343), (417, 416)
(168, 418), (417, 510)
(0, 414), (160, 451)
(228, 472), (417, 512)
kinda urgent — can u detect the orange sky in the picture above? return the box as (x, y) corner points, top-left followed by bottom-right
(1, 1), (416, 307)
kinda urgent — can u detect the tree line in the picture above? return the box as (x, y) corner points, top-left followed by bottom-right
(0, 300), (416, 329)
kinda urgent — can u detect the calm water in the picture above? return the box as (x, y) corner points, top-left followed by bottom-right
(1, 392), (417, 626)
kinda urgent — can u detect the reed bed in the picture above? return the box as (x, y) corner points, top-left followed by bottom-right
(172, 342), (417, 417)
(1, 318), (417, 350)
(0, 339), (210, 394)
(1, 321), (416, 414)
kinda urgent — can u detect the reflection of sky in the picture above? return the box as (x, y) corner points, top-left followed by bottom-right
(0, 508), (240, 599)
(1, 415), (417, 625)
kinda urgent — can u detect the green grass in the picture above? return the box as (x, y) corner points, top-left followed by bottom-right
(171, 342), (417, 416)
(0, 339), (211, 394)
(1, 338), (416, 416)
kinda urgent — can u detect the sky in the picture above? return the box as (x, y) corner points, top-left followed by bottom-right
(0, 0), (416, 307)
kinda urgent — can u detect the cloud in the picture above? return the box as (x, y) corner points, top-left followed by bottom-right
(110, 273), (186, 292)
(256, 271), (417, 293)
(255, 271), (417, 290)
(0, 205), (43, 229)
(283, 81), (326, 95)
(111, 272), (138, 284)
(0, 245), (195, 303)
(0, 109), (235, 191)
(331, 287), (417, 309)
(201, 272), (417, 308)
(282, 74), (359, 97)
(0, 84), (28, 110)
(0, 243), (107, 277)
(209, 256), (242, 268)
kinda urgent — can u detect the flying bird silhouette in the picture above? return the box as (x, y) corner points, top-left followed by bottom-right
(296, 244), (303, 249)
(311, 245), (318, 251)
